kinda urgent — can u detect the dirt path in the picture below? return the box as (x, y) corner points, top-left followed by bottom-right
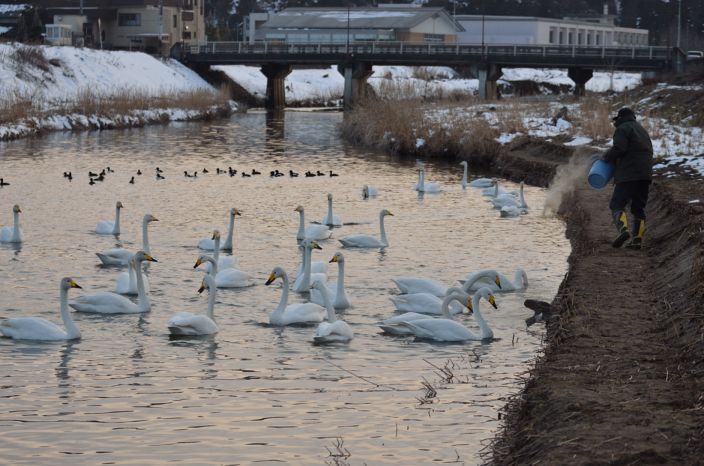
(489, 165), (704, 463)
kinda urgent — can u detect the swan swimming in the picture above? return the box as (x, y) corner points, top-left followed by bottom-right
(390, 286), (469, 315)
(311, 280), (353, 344)
(198, 208), (241, 251)
(321, 193), (342, 226)
(96, 201), (123, 235)
(338, 209), (393, 248)
(463, 268), (528, 292)
(96, 214), (157, 266)
(414, 168), (442, 193)
(0, 204), (23, 243)
(0, 278), (82, 341)
(392, 269), (502, 298)
(265, 267), (326, 326)
(380, 290), (470, 336)
(491, 182), (527, 210)
(295, 205), (332, 241)
(194, 251), (253, 288)
(115, 252), (151, 295)
(201, 229), (238, 274)
(310, 252), (350, 310)
(362, 185), (379, 199)
(71, 252), (157, 314)
(294, 241), (327, 280)
(398, 287), (497, 342)
(293, 239), (327, 293)
(167, 274), (219, 336)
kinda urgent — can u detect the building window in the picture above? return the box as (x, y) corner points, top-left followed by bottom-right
(118, 13), (140, 26)
(424, 33), (444, 43)
(183, 31), (192, 39)
(568, 31), (573, 44)
(549, 29), (555, 44)
(173, 14), (177, 28)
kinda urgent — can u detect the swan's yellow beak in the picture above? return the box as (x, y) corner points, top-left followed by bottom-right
(466, 297), (473, 314)
(193, 258), (203, 268)
(198, 282), (206, 293)
(329, 255), (338, 263)
(151, 217), (158, 222)
(488, 294), (497, 309)
(311, 242), (322, 250)
(495, 275), (502, 289)
(387, 211), (394, 216)
(69, 280), (82, 289)
(265, 272), (276, 285)
(145, 254), (158, 263)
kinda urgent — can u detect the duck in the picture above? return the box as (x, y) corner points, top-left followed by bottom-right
(397, 287), (497, 342)
(329, 170), (339, 177)
(0, 278), (83, 341)
(129, 176), (135, 184)
(338, 209), (393, 248)
(202, 168), (209, 174)
(392, 269), (502, 298)
(0, 178), (10, 187)
(380, 290), (470, 336)
(295, 206), (331, 241)
(71, 252), (156, 314)
(265, 267), (326, 326)
(316, 170), (325, 176)
(156, 167), (163, 173)
(194, 254), (252, 288)
(96, 214), (158, 266)
(321, 193), (342, 226)
(156, 173), (165, 180)
(167, 275), (219, 336)
(137, 169), (142, 175)
(89, 179), (96, 185)
(293, 239), (327, 293)
(198, 208), (241, 251)
(414, 168), (442, 193)
(242, 172), (251, 178)
(115, 252), (151, 295)
(0, 204), (23, 243)
(289, 170), (299, 177)
(311, 280), (353, 344)
(462, 268), (528, 292)
(310, 252), (350, 310)
(362, 185), (378, 199)
(305, 171), (316, 177)
(251, 169), (261, 175)
(95, 201), (124, 236)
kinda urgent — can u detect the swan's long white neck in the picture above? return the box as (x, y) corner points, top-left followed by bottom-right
(302, 244), (312, 289)
(326, 198), (334, 225)
(518, 184), (526, 208)
(471, 292), (492, 339)
(60, 285), (81, 339)
(134, 258), (150, 312)
(205, 275), (217, 320)
(297, 210), (305, 240)
(461, 271), (496, 293)
(514, 270), (526, 288)
(223, 213), (235, 250)
(113, 206), (121, 235)
(318, 285), (337, 323)
(275, 270), (290, 313)
(441, 293), (464, 319)
(335, 259), (346, 302)
(461, 163), (468, 187)
(379, 213), (389, 246)
(204, 256), (218, 276)
(142, 218), (151, 254)
(418, 170), (425, 192)
(127, 257), (136, 289)
(493, 182), (499, 197)
(12, 211), (21, 242)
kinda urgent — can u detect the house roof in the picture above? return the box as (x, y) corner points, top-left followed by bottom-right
(263, 7), (461, 31)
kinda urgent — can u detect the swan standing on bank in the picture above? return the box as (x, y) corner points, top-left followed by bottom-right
(463, 268), (528, 292)
(0, 204), (23, 244)
(96, 214), (157, 266)
(295, 205), (331, 241)
(265, 267), (325, 326)
(167, 275), (219, 336)
(338, 209), (393, 248)
(311, 280), (353, 343)
(310, 252), (350, 310)
(96, 201), (123, 235)
(380, 290), (470, 336)
(321, 193), (342, 226)
(293, 239), (326, 293)
(198, 208), (241, 251)
(398, 287), (497, 342)
(392, 269), (502, 298)
(71, 251), (157, 314)
(194, 253), (252, 288)
(415, 168), (442, 193)
(115, 253), (151, 295)
(0, 278), (82, 341)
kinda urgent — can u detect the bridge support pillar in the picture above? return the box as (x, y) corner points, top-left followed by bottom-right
(470, 64), (502, 100)
(261, 64), (292, 111)
(338, 62), (374, 110)
(568, 68), (593, 97)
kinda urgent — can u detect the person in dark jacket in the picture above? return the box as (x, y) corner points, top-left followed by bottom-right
(602, 107), (654, 250)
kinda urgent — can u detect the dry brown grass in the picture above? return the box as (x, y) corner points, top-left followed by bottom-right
(12, 45), (49, 71)
(575, 97), (613, 141)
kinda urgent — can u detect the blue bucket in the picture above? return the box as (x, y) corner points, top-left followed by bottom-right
(588, 159), (614, 189)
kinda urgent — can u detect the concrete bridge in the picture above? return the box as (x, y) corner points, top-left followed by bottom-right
(173, 41), (684, 110)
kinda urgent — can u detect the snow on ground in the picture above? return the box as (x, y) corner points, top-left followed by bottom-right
(502, 68), (641, 92)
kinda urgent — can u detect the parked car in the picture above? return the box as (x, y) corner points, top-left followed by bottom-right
(687, 50), (704, 61)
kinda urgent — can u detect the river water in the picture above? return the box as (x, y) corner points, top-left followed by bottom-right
(0, 111), (569, 465)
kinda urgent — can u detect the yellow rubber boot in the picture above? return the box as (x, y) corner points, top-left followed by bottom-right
(626, 218), (645, 250)
(612, 211), (630, 248)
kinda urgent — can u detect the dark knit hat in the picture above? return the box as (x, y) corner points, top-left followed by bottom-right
(612, 107), (635, 121)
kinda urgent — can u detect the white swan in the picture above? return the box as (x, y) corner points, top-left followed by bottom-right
(96, 214), (157, 266)
(167, 274), (218, 336)
(321, 193), (342, 226)
(392, 269), (502, 298)
(0, 278), (82, 341)
(194, 254), (252, 288)
(295, 205), (331, 241)
(265, 267), (325, 326)
(500, 205), (528, 217)
(293, 239), (327, 293)
(362, 185), (379, 199)
(491, 182), (527, 210)
(115, 253), (151, 295)
(294, 241), (327, 279)
(380, 290), (470, 336)
(198, 208), (240, 251)
(311, 280), (353, 343)
(468, 172), (494, 188)
(201, 230), (238, 274)
(0, 204), (23, 243)
(460, 161), (469, 189)
(463, 268), (528, 292)
(338, 209), (393, 248)
(71, 251), (156, 314)
(96, 201), (123, 235)
(310, 252), (350, 310)
(415, 168), (442, 193)
(398, 288), (497, 342)
(390, 286), (468, 315)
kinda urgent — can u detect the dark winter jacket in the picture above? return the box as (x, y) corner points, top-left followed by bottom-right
(603, 114), (653, 183)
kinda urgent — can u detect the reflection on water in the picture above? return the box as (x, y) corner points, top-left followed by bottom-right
(0, 111), (569, 465)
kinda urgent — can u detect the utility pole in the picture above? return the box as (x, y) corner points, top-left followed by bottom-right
(346, 3), (350, 53)
(676, 0), (682, 48)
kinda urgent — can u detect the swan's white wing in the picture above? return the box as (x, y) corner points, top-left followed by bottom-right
(304, 224), (332, 240)
(96, 220), (115, 235)
(310, 284), (336, 307)
(500, 205), (526, 217)
(392, 278), (447, 297)
(322, 214), (342, 226)
(380, 312), (434, 335)
(70, 292), (141, 314)
(389, 293), (463, 314)
(0, 226), (23, 243)
(96, 248), (132, 266)
(0, 317), (69, 341)
(271, 303), (325, 326)
(214, 268), (252, 288)
(292, 272), (327, 292)
(116, 271), (150, 295)
(197, 238), (225, 251)
(338, 235), (383, 248)
(400, 319), (478, 342)
(295, 261), (328, 279)
(422, 182), (443, 193)
(168, 312), (218, 335)
(204, 256), (239, 273)
(314, 320), (353, 343)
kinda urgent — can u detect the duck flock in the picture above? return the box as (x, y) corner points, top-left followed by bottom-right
(0, 161), (530, 346)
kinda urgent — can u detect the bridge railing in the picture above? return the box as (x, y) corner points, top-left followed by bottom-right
(184, 41), (672, 61)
